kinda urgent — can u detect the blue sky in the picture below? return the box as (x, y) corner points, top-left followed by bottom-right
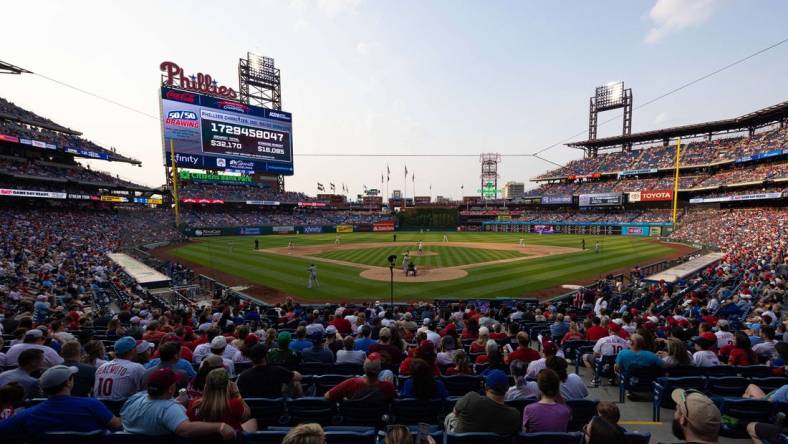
(1, 0), (787, 197)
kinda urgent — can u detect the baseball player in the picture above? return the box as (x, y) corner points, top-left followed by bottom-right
(519, 237), (525, 247)
(228, 241), (234, 254)
(335, 235), (340, 247)
(595, 241), (601, 254)
(288, 240), (294, 250)
(402, 252), (410, 273)
(442, 233), (448, 242)
(307, 264), (320, 288)
(93, 336), (145, 400)
(418, 240), (424, 255)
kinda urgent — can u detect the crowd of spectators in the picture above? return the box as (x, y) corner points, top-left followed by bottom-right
(0, 198), (785, 442)
(536, 127), (788, 179)
(526, 159), (785, 197)
(0, 157), (145, 189)
(0, 99), (132, 162)
(182, 209), (392, 228)
(670, 207), (787, 250)
(179, 183), (312, 204)
(514, 209), (672, 224)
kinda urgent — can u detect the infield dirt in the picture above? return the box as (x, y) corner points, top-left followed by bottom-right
(261, 241), (579, 283)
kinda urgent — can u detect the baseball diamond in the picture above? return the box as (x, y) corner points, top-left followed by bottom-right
(155, 232), (692, 302)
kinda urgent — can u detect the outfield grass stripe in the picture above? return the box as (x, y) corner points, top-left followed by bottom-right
(172, 233), (681, 300)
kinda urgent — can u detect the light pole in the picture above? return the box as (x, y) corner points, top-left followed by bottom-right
(388, 254), (397, 308)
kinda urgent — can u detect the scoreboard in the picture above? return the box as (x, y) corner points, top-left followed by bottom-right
(160, 86), (293, 175)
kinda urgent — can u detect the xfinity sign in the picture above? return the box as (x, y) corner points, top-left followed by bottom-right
(175, 154), (200, 166)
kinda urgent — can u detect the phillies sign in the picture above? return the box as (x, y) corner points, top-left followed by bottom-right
(629, 190), (673, 202)
(160, 61), (237, 99)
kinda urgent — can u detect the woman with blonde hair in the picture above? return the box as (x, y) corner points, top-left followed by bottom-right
(186, 368), (257, 432)
(282, 423), (325, 444)
(658, 337), (692, 368)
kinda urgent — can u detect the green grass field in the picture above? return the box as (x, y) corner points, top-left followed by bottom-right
(166, 232), (678, 301)
(317, 245), (528, 267)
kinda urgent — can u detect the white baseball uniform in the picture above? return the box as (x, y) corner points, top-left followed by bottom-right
(93, 358), (145, 401)
(593, 335), (629, 356)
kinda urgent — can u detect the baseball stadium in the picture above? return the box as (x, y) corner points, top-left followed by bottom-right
(1, 2), (788, 444)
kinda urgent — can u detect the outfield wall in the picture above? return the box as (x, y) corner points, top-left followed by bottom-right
(182, 220), (395, 237)
(481, 220), (673, 236)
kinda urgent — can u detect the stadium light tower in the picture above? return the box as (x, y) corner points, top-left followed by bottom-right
(480, 153), (501, 202)
(588, 81), (633, 153)
(238, 52), (285, 190)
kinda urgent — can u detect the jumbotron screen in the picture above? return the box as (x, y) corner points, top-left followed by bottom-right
(160, 86), (293, 175)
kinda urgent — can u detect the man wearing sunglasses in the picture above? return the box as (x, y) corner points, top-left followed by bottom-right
(669, 388), (720, 444)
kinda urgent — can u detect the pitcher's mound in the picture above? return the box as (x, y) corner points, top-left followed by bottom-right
(360, 267), (467, 283)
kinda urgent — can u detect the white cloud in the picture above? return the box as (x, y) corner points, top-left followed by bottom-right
(317, 0), (362, 18)
(293, 17), (309, 32)
(655, 112), (669, 124)
(355, 41), (378, 56)
(645, 0), (716, 44)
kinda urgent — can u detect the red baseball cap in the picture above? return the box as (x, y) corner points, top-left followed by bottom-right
(147, 368), (179, 391)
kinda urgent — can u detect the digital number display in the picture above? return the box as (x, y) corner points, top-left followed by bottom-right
(200, 117), (291, 163)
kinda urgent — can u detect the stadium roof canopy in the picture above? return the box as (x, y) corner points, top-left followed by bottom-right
(567, 99), (788, 150)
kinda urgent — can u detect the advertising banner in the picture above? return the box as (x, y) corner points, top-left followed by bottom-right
(0, 134), (20, 143)
(533, 225), (555, 234)
(298, 202), (327, 207)
(272, 226), (295, 234)
(302, 226), (323, 234)
(64, 147), (109, 160)
(629, 190), (673, 203)
(689, 192), (783, 204)
(100, 195), (128, 203)
(579, 192), (623, 207)
(618, 168), (658, 177)
(181, 198), (225, 204)
(568, 173), (601, 181)
(0, 188), (66, 199)
(735, 149), (784, 164)
(373, 221), (395, 232)
(622, 226), (649, 236)
(193, 229), (222, 237)
(68, 193), (95, 200)
(179, 171), (252, 184)
(336, 224), (354, 233)
(161, 86), (293, 175)
(245, 200), (280, 206)
(239, 227), (261, 235)
(20, 138), (56, 150)
(650, 226), (662, 237)
(541, 195), (573, 205)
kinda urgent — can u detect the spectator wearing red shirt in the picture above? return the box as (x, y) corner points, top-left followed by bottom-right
(461, 318), (479, 341)
(586, 317), (608, 342)
(726, 332), (757, 366)
(325, 357), (396, 402)
(561, 322), (584, 344)
(329, 315), (352, 336)
(489, 324), (507, 341)
(400, 340), (441, 377)
(186, 368), (256, 432)
(151, 334), (194, 363)
(505, 332), (540, 365)
(444, 350), (473, 376)
(469, 328), (489, 354)
(142, 322), (167, 344)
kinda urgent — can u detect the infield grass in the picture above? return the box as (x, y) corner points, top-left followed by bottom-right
(316, 245), (527, 268)
(167, 232), (677, 301)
